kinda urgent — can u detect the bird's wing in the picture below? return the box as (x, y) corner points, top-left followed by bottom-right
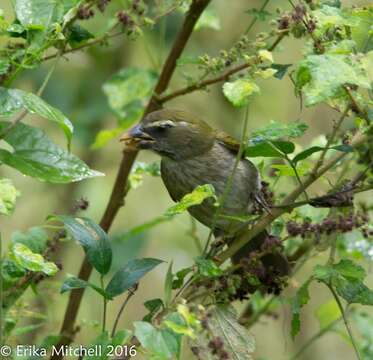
(215, 131), (245, 158)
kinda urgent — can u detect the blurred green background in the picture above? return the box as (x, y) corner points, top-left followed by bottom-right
(1, 0), (372, 359)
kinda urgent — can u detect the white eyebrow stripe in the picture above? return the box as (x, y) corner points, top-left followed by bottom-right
(149, 120), (176, 127)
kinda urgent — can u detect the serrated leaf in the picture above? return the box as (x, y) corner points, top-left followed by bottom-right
(208, 306), (255, 359)
(0, 178), (19, 216)
(165, 184), (216, 216)
(103, 68), (157, 126)
(11, 243), (58, 276)
(296, 54), (371, 106)
(0, 87), (73, 147)
(250, 120), (308, 142)
(0, 122), (103, 183)
(106, 258), (163, 298)
(14, 0), (64, 29)
(51, 215), (112, 275)
(223, 79), (260, 107)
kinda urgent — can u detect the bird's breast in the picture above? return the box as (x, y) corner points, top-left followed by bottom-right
(160, 142), (260, 234)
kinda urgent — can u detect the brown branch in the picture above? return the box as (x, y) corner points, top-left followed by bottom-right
(159, 31), (287, 103)
(50, 1), (211, 358)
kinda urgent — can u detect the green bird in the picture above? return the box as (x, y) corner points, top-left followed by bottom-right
(121, 109), (289, 286)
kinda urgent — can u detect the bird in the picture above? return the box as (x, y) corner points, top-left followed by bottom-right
(120, 109), (289, 292)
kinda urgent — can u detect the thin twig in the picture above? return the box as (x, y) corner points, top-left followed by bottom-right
(111, 286), (137, 338)
(100, 275), (107, 333)
(311, 109), (349, 177)
(159, 32), (287, 103)
(245, 0), (271, 34)
(328, 284), (361, 360)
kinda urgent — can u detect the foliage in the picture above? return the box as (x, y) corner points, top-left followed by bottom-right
(0, 0), (372, 359)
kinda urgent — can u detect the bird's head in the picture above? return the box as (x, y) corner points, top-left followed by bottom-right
(120, 109), (215, 160)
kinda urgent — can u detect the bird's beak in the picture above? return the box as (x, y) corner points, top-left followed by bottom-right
(120, 124), (154, 148)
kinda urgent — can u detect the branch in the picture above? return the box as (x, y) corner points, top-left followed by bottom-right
(51, 1), (211, 357)
(217, 130), (367, 263)
(159, 31), (287, 103)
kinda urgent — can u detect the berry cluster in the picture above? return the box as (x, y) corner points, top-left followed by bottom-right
(117, 0), (145, 29)
(77, 5), (95, 20)
(97, 0), (111, 13)
(286, 211), (369, 239)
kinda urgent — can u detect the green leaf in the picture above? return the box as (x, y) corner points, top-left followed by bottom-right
(14, 0), (64, 29)
(246, 8), (271, 21)
(11, 243), (58, 276)
(223, 79), (260, 107)
(0, 178), (19, 215)
(60, 275), (110, 299)
(291, 279), (311, 339)
(51, 215), (112, 275)
(195, 256), (223, 277)
(106, 258), (163, 298)
(245, 140), (295, 158)
(315, 300), (341, 329)
(67, 23), (94, 48)
(128, 161), (161, 189)
(0, 122), (103, 183)
(271, 163), (309, 177)
(313, 260), (373, 305)
(143, 298), (164, 322)
(271, 63), (292, 79)
(92, 127), (124, 149)
(195, 9), (221, 31)
(103, 68), (157, 126)
(0, 87), (73, 147)
(250, 120), (308, 142)
(296, 54), (371, 106)
(172, 267), (192, 289)
(12, 226), (48, 254)
(313, 5), (357, 35)
(208, 306), (255, 359)
(293, 144), (354, 164)
(134, 321), (178, 359)
(333, 259), (366, 280)
(164, 261), (173, 307)
(165, 184), (216, 216)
